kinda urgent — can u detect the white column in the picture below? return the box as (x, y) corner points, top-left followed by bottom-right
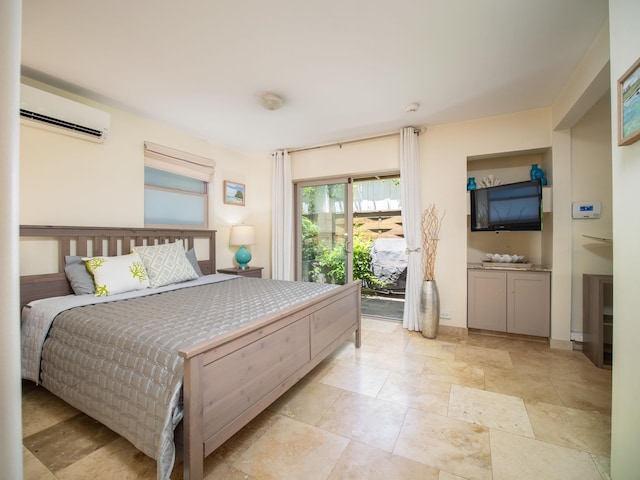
(549, 129), (573, 350)
(0, 1), (24, 478)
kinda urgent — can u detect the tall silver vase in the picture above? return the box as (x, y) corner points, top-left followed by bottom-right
(420, 280), (440, 339)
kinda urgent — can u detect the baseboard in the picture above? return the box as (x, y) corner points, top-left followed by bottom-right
(438, 325), (468, 338)
(549, 338), (573, 350)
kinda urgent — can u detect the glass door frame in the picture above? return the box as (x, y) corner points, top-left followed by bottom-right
(294, 176), (353, 283)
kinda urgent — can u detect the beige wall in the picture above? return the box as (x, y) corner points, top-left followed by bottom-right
(291, 135), (400, 181)
(570, 95), (613, 334)
(18, 79), (272, 277)
(609, 0), (640, 476)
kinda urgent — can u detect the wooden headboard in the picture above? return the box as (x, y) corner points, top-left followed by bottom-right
(20, 225), (216, 308)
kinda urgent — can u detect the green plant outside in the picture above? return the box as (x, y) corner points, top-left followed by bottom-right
(303, 217), (387, 288)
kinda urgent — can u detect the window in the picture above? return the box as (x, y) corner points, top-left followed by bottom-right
(144, 167), (207, 227)
(143, 141), (215, 228)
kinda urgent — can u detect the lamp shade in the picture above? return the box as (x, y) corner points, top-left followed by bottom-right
(230, 225), (256, 246)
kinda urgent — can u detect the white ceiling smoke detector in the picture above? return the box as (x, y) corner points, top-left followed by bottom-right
(405, 102), (420, 113)
(260, 93), (284, 111)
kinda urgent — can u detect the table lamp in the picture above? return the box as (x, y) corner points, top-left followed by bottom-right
(230, 225), (256, 269)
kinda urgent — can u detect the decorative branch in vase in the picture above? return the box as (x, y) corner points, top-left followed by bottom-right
(421, 204), (445, 281)
(420, 204), (445, 339)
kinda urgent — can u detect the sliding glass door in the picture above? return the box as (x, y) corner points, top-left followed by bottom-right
(295, 174), (403, 295)
(296, 178), (353, 284)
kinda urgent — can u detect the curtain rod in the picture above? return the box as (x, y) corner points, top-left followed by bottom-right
(287, 130), (406, 154)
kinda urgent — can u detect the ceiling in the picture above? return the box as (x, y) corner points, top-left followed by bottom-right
(21, 0), (609, 155)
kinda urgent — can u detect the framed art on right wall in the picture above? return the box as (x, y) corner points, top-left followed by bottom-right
(618, 56), (640, 146)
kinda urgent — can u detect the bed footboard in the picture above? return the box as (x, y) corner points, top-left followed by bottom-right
(179, 281), (361, 479)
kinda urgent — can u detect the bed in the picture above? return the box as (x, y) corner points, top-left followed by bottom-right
(20, 225), (361, 480)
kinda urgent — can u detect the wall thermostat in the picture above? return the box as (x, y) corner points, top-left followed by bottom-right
(572, 201), (601, 219)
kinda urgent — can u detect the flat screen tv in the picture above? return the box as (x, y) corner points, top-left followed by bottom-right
(470, 179), (542, 232)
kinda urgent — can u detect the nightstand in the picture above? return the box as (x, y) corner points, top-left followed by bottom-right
(217, 266), (263, 278)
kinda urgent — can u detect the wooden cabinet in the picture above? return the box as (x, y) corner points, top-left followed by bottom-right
(217, 266), (263, 278)
(468, 269), (550, 337)
(582, 274), (613, 369)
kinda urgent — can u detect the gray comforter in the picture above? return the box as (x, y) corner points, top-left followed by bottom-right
(21, 275), (339, 479)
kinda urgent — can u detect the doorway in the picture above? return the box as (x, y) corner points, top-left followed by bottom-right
(295, 174), (405, 320)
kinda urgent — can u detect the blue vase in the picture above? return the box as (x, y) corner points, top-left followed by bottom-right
(530, 164), (544, 181)
(467, 177), (476, 190)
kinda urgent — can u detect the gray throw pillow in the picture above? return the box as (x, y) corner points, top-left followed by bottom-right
(64, 255), (95, 295)
(186, 248), (204, 277)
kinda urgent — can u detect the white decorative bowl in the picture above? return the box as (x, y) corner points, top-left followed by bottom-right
(485, 253), (526, 263)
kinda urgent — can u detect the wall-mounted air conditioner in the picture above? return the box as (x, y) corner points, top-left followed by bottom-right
(20, 84), (110, 142)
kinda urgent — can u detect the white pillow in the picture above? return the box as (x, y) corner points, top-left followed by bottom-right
(84, 252), (150, 296)
(133, 241), (198, 288)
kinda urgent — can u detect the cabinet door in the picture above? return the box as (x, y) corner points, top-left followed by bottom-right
(507, 271), (550, 336)
(468, 270), (507, 331)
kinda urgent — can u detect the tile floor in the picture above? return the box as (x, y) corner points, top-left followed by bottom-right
(22, 316), (612, 479)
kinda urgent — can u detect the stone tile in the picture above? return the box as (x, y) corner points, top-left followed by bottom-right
(404, 336), (457, 361)
(438, 471), (468, 480)
(591, 454), (611, 480)
(490, 429), (603, 480)
(317, 390), (408, 452)
(550, 356), (612, 390)
(304, 356), (341, 382)
(268, 378), (344, 425)
(203, 461), (258, 480)
(509, 350), (584, 378)
(318, 361), (390, 397)
(550, 378), (612, 414)
(23, 446), (57, 480)
(483, 366), (563, 405)
(328, 440), (438, 480)
(394, 409), (492, 480)
(526, 400), (611, 456)
(455, 344), (513, 370)
(54, 437), (157, 480)
(361, 329), (412, 351)
(22, 382), (81, 437)
(421, 356), (486, 389)
(231, 414), (349, 479)
(377, 372), (451, 416)
(447, 384), (534, 437)
(357, 347), (428, 376)
(361, 317), (402, 334)
(211, 409), (279, 465)
(23, 413), (119, 473)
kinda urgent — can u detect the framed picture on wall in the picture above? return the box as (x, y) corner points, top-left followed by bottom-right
(224, 181), (245, 206)
(618, 56), (640, 146)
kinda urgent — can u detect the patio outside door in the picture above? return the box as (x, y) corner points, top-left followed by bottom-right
(296, 178), (353, 284)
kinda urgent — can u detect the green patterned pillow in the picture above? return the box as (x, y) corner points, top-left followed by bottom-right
(133, 241), (198, 288)
(84, 252), (150, 296)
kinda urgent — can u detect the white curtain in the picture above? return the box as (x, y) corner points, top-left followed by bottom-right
(400, 127), (423, 331)
(271, 150), (294, 280)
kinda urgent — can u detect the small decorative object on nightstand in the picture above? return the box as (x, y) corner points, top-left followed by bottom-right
(217, 266), (263, 278)
(230, 224), (256, 269)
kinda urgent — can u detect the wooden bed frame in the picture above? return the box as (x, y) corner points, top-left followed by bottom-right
(19, 225), (362, 480)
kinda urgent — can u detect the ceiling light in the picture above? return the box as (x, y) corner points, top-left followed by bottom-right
(405, 102), (420, 113)
(260, 93), (284, 111)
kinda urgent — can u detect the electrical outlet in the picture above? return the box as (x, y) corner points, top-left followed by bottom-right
(440, 311), (451, 319)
